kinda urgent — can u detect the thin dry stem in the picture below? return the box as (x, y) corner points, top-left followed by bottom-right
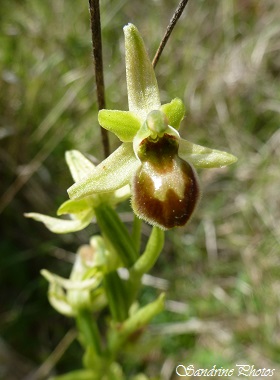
(88, 0), (110, 158)
(152, 0), (190, 68)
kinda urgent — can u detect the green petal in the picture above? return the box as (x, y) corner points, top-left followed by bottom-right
(41, 269), (101, 291)
(57, 198), (95, 216)
(98, 110), (141, 142)
(179, 139), (238, 168)
(24, 211), (93, 234)
(124, 24), (161, 121)
(160, 98), (185, 130)
(65, 150), (96, 182)
(68, 143), (140, 200)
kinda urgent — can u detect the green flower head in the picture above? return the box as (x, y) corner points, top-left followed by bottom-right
(68, 24), (237, 230)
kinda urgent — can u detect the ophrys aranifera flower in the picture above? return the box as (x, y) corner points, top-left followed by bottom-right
(68, 24), (237, 230)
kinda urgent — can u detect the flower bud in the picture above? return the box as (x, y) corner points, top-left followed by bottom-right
(131, 134), (200, 229)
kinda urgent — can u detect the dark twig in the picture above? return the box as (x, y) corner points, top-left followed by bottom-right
(152, 0), (190, 68)
(88, 0), (110, 157)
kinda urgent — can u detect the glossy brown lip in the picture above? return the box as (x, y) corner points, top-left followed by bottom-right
(132, 134), (200, 229)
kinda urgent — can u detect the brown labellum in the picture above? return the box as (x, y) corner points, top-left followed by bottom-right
(131, 134), (200, 230)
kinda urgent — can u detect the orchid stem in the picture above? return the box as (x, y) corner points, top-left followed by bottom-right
(76, 309), (102, 355)
(132, 215), (142, 253)
(152, 0), (190, 68)
(88, 0), (110, 158)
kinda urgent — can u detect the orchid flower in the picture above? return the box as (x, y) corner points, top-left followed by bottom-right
(25, 150), (130, 233)
(41, 236), (107, 316)
(68, 24), (237, 230)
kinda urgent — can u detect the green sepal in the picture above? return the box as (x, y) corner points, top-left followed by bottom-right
(160, 98), (185, 130)
(98, 110), (141, 142)
(46, 281), (75, 317)
(124, 24), (161, 121)
(68, 143), (140, 200)
(41, 269), (101, 291)
(57, 198), (95, 216)
(65, 150), (96, 182)
(94, 203), (138, 268)
(179, 138), (238, 168)
(24, 210), (94, 234)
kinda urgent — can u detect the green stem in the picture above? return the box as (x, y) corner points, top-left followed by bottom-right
(95, 203), (138, 267)
(130, 227), (164, 277)
(132, 215), (142, 253)
(103, 271), (129, 322)
(109, 293), (165, 355)
(76, 309), (102, 356)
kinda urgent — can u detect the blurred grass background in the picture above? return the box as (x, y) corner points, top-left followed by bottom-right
(1, 0), (280, 379)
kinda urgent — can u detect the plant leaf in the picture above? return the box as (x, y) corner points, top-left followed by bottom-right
(179, 139), (238, 168)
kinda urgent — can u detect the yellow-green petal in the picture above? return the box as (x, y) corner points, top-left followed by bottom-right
(160, 98), (185, 130)
(98, 110), (141, 142)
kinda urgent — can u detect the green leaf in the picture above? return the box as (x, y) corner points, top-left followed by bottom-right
(160, 98), (186, 130)
(24, 210), (94, 233)
(68, 143), (140, 200)
(98, 109), (141, 142)
(179, 139), (238, 168)
(124, 24), (161, 121)
(65, 150), (96, 182)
